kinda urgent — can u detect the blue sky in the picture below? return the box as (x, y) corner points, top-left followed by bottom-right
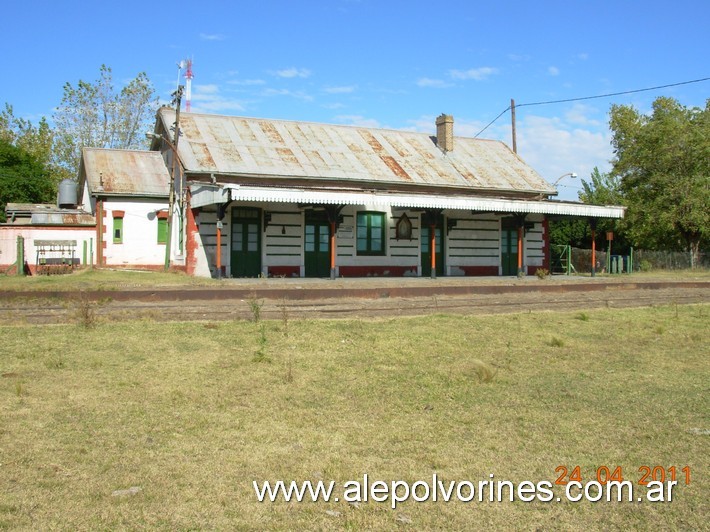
(4, 0), (709, 200)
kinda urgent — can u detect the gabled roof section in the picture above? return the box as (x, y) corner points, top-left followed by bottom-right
(79, 148), (170, 198)
(157, 109), (556, 196)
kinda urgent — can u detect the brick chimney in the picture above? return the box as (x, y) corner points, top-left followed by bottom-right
(436, 114), (454, 152)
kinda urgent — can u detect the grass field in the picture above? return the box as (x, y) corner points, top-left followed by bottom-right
(0, 304), (708, 529)
(0, 268), (221, 292)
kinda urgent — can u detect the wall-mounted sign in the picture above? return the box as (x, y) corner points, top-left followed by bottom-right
(338, 225), (353, 238)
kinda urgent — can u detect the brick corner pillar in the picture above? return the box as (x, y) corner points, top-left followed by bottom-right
(185, 191), (200, 277)
(96, 199), (106, 267)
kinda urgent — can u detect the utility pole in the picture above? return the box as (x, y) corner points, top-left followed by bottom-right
(510, 98), (517, 154)
(164, 86), (183, 271)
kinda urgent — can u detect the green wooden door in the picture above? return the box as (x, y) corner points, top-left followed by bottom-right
(304, 221), (331, 277)
(501, 222), (518, 276)
(231, 208), (261, 277)
(421, 215), (445, 277)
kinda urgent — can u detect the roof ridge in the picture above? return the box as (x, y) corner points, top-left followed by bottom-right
(159, 107), (501, 141)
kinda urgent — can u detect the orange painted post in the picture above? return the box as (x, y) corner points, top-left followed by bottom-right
(430, 222), (436, 279)
(517, 226), (524, 275)
(330, 221), (336, 279)
(216, 225), (222, 279)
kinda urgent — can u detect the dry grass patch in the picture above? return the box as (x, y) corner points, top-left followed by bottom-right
(0, 305), (708, 529)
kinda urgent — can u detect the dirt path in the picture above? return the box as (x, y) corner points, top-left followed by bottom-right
(1, 280), (707, 324)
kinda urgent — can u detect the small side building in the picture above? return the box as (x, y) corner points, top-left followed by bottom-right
(1, 202), (95, 274)
(1, 148), (170, 274)
(78, 148), (170, 269)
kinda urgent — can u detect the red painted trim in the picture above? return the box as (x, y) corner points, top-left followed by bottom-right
(156, 211), (169, 220)
(458, 265), (499, 276)
(90, 263), (179, 272)
(185, 191), (199, 276)
(268, 266), (300, 277)
(112, 210), (125, 218)
(339, 265), (417, 277)
(528, 266), (547, 276)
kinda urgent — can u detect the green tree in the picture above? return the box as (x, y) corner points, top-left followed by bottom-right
(609, 97), (709, 267)
(579, 166), (623, 206)
(53, 65), (159, 177)
(0, 104), (68, 182)
(579, 166), (630, 253)
(0, 138), (55, 222)
(548, 217), (589, 249)
(548, 167), (628, 252)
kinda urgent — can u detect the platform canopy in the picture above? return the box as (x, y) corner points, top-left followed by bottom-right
(189, 183), (625, 219)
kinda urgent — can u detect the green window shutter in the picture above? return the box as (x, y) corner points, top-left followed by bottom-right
(157, 218), (167, 244)
(113, 217), (123, 244)
(356, 212), (386, 256)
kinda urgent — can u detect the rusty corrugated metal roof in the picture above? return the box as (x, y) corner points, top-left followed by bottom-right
(159, 109), (555, 194)
(3, 203), (95, 226)
(30, 212), (96, 225)
(81, 148), (170, 197)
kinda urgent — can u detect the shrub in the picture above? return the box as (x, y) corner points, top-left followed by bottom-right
(548, 336), (565, 348)
(74, 293), (97, 329)
(471, 359), (497, 383)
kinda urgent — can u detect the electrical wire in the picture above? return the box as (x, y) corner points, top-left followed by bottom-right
(473, 76), (710, 138)
(472, 106), (511, 139)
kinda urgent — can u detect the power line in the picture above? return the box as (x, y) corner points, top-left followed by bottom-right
(473, 105), (511, 138)
(473, 76), (710, 138)
(517, 77), (710, 108)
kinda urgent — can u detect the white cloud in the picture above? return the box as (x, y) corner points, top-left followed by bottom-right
(404, 110), (612, 201)
(516, 115), (612, 200)
(190, 85), (245, 113)
(334, 115), (382, 128)
(323, 85), (356, 94)
(577, 53), (589, 60)
(548, 66), (560, 76)
(416, 78), (454, 88)
(403, 115), (510, 142)
(508, 53), (531, 62)
(227, 78), (266, 86)
(564, 103), (603, 127)
(322, 102), (346, 110)
(199, 33), (226, 41)
(272, 67), (311, 79)
(449, 67), (499, 81)
(262, 88), (314, 101)
(194, 84), (220, 94)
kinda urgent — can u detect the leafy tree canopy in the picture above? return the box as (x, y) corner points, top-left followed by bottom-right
(53, 64), (159, 177)
(0, 104), (64, 181)
(0, 138), (55, 222)
(609, 97), (709, 265)
(549, 167), (631, 252)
